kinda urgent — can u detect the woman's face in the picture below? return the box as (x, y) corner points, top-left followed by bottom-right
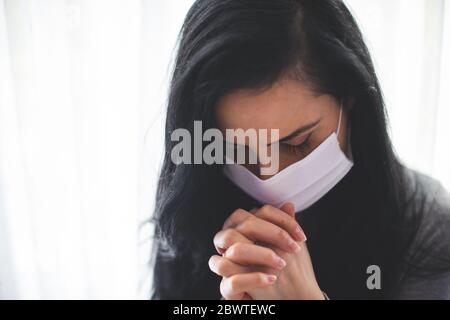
(216, 78), (350, 179)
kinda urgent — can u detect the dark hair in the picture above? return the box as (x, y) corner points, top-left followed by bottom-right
(151, 0), (411, 299)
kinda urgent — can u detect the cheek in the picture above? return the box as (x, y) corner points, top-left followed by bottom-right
(241, 149), (303, 178)
(337, 115), (350, 155)
(275, 130), (338, 171)
(277, 151), (303, 172)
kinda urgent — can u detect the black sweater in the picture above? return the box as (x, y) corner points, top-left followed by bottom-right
(151, 167), (450, 300)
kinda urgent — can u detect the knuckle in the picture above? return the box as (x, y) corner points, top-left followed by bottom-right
(232, 208), (246, 219)
(226, 242), (244, 258)
(216, 260), (229, 276)
(279, 217), (289, 226)
(287, 220), (299, 232)
(228, 275), (240, 292)
(256, 272), (267, 285)
(239, 218), (255, 235)
(266, 250), (278, 262)
(260, 204), (273, 215)
(289, 217), (299, 227)
(277, 228), (290, 242)
(223, 209), (246, 228)
(222, 229), (237, 247)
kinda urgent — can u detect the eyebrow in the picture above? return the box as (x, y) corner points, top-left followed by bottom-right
(270, 118), (321, 146)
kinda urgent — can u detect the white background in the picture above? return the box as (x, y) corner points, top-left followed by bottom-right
(0, 0), (449, 299)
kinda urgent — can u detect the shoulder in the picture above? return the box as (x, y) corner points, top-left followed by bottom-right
(402, 168), (450, 258)
(394, 168), (450, 299)
(402, 168), (450, 241)
(403, 168), (449, 209)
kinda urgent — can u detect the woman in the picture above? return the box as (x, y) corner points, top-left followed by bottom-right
(151, 0), (450, 299)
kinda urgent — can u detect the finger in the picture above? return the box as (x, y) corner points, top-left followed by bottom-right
(235, 215), (301, 253)
(222, 208), (252, 230)
(254, 205), (306, 242)
(220, 278), (245, 300)
(220, 273), (277, 300)
(208, 255), (255, 278)
(279, 202), (296, 218)
(242, 293), (253, 300)
(214, 228), (253, 255)
(224, 242), (287, 270)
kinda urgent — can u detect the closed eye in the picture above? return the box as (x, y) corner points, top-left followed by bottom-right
(281, 133), (312, 155)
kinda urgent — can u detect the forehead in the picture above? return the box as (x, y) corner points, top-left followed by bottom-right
(216, 79), (329, 137)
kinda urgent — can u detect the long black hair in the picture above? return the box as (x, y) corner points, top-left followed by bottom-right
(151, 0), (412, 299)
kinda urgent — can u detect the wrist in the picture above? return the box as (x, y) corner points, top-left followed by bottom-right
(308, 287), (326, 300)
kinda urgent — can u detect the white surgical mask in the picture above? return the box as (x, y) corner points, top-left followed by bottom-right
(223, 106), (354, 212)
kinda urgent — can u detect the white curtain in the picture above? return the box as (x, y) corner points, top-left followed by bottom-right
(0, 0), (191, 299)
(0, 0), (449, 299)
(346, 0), (450, 190)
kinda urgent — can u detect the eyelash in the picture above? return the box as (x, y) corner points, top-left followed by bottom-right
(282, 134), (312, 155)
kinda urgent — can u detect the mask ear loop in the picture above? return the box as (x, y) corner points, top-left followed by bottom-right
(336, 101), (343, 137)
(336, 99), (354, 161)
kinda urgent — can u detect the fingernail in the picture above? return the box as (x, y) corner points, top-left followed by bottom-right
(276, 257), (286, 269)
(295, 226), (307, 241)
(266, 274), (277, 284)
(288, 240), (301, 253)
